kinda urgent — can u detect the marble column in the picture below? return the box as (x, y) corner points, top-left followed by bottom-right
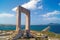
(25, 11), (30, 37)
(25, 11), (30, 32)
(16, 6), (21, 32)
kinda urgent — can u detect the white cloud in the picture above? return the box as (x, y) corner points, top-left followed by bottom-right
(12, 7), (17, 11)
(0, 13), (14, 17)
(21, 0), (42, 9)
(12, 0), (42, 11)
(38, 5), (43, 9)
(41, 10), (60, 17)
(38, 10), (60, 23)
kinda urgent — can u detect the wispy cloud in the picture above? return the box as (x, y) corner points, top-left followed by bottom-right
(38, 5), (43, 9)
(37, 10), (60, 24)
(12, 7), (17, 11)
(41, 10), (60, 17)
(21, 0), (42, 9)
(0, 13), (14, 17)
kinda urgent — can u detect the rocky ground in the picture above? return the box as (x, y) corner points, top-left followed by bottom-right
(0, 30), (60, 40)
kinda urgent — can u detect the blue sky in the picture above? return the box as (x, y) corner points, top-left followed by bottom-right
(0, 0), (60, 25)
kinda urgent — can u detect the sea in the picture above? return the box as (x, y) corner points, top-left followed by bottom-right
(0, 25), (60, 34)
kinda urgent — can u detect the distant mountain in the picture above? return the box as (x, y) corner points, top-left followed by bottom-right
(48, 23), (60, 25)
(0, 24), (15, 26)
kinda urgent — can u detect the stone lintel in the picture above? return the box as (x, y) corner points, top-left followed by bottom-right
(17, 6), (30, 14)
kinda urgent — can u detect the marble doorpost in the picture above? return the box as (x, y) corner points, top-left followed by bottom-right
(16, 6), (21, 32)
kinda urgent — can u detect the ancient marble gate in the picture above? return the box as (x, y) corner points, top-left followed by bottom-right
(12, 6), (31, 39)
